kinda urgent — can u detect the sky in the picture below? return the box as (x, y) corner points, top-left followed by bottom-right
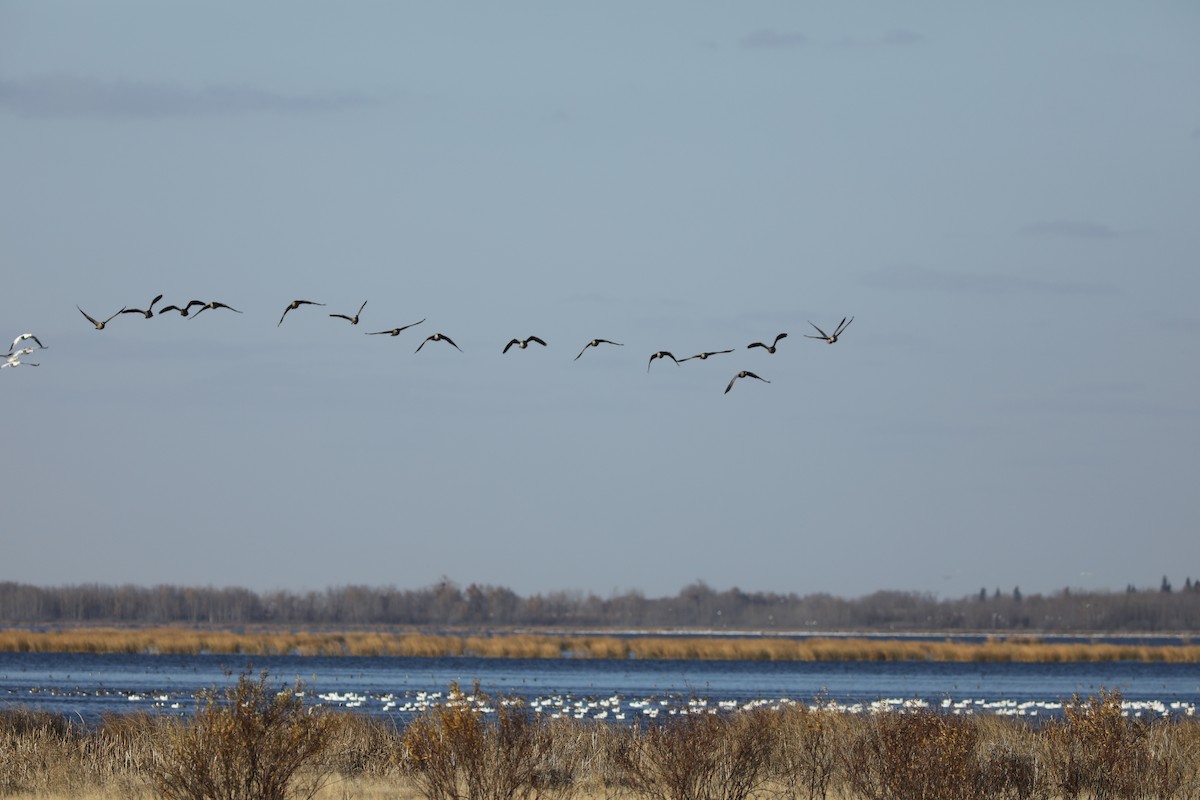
(2, 3), (1198, 602)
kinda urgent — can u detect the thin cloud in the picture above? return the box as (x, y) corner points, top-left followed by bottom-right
(1020, 220), (1122, 240)
(862, 265), (1118, 296)
(741, 29), (808, 49)
(0, 74), (372, 119)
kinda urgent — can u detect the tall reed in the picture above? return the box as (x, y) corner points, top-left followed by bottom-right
(4, 626), (1200, 663)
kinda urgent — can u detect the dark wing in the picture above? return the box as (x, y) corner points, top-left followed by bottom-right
(772, 332), (788, 346)
(725, 375), (738, 394)
(745, 371), (769, 383)
(278, 306), (293, 326)
(414, 336), (432, 352)
(148, 294), (163, 310)
(711, 349), (734, 356)
(574, 343), (591, 360)
(330, 313), (354, 322)
(527, 336), (547, 346)
(835, 316), (853, 336)
(442, 335), (462, 351)
(119, 307), (147, 316)
(356, 300), (368, 315)
(160, 305), (181, 314)
(748, 342), (766, 350)
(503, 339), (519, 353)
(806, 322), (829, 339)
(102, 308), (127, 324)
(77, 306), (100, 326)
(214, 302), (241, 313)
(366, 329), (394, 336)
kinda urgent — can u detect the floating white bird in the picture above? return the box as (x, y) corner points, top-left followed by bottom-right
(574, 338), (623, 360)
(804, 316), (853, 344)
(502, 335), (547, 353)
(725, 370), (770, 394)
(415, 332), (462, 353)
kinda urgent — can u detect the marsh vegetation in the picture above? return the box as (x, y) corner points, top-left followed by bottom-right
(2, 673), (1199, 799)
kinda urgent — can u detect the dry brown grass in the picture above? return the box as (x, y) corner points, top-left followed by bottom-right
(4, 688), (1200, 800)
(3, 627), (1199, 663)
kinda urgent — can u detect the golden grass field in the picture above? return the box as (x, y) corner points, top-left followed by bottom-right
(0, 625), (1197, 662)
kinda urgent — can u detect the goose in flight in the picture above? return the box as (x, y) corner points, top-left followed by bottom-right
(190, 300), (242, 319)
(119, 294), (163, 319)
(330, 300), (368, 325)
(278, 300), (325, 326)
(366, 319), (425, 337)
(8, 333), (46, 353)
(725, 370), (770, 394)
(748, 333), (787, 354)
(158, 300), (207, 317)
(647, 351), (682, 372)
(2, 349), (39, 368)
(78, 305), (126, 330)
(680, 349), (734, 362)
(574, 338), (623, 360)
(805, 316), (853, 344)
(415, 332), (462, 353)
(503, 336), (547, 353)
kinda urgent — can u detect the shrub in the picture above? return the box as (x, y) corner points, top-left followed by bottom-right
(612, 708), (774, 800)
(845, 707), (982, 800)
(401, 681), (563, 800)
(772, 702), (847, 800)
(150, 669), (341, 800)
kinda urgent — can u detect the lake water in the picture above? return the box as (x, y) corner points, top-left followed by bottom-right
(1, 652), (1196, 723)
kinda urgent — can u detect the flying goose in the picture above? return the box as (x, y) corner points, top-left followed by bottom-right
(330, 300), (368, 325)
(8, 333), (46, 353)
(574, 338), (624, 360)
(78, 305), (126, 330)
(748, 333), (787, 354)
(2, 349), (39, 368)
(680, 349), (734, 362)
(158, 300), (207, 317)
(503, 336), (547, 353)
(415, 332), (462, 353)
(278, 300), (325, 326)
(189, 300), (242, 319)
(119, 294), (164, 319)
(647, 351), (682, 372)
(804, 316), (853, 344)
(366, 319), (426, 337)
(725, 370), (770, 394)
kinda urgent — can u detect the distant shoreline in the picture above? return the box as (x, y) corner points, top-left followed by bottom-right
(1, 625), (1197, 662)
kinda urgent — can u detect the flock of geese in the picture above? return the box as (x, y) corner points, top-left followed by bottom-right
(6, 294), (854, 394)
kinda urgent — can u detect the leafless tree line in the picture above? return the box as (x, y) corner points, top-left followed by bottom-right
(1, 578), (1198, 632)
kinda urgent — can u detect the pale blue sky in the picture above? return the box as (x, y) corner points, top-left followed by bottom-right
(2, 2), (1198, 601)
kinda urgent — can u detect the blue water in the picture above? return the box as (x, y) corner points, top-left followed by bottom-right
(1, 652), (1197, 723)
